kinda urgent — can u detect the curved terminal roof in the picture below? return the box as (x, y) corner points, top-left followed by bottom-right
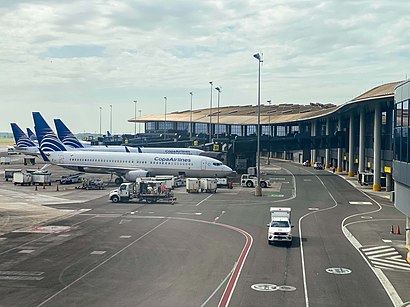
(129, 81), (403, 126)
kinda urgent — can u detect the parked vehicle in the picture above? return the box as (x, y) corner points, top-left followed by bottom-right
(186, 178), (200, 193)
(302, 160), (310, 166)
(31, 171), (51, 186)
(59, 173), (83, 184)
(267, 207), (293, 246)
(313, 162), (323, 170)
(4, 169), (22, 181)
(109, 179), (175, 204)
(76, 178), (105, 190)
(199, 178), (217, 193)
(240, 174), (270, 188)
(13, 172), (32, 186)
(0, 157), (11, 165)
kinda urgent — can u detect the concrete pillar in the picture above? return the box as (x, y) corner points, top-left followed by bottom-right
(358, 109), (365, 173)
(348, 114), (355, 177)
(337, 117), (343, 172)
(311, 121), (316, 165)
(325, 118), (330, 168)
(406, 216), (410, 263)
(385, 173), (392, 192)
(373, 103), (382, 191)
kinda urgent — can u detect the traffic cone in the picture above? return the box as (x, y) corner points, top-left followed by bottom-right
(390, 225), (395, 234)
(396, 225), (401, 235)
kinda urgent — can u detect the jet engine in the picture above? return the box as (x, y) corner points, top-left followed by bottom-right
(124, 170), (150, 181)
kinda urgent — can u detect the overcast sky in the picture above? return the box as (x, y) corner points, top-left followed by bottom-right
(1, 0), (409, 134)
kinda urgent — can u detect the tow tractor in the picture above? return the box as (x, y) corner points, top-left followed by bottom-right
(109, 179), (176, 204)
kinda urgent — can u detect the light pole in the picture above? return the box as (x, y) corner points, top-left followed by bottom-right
(267, 99), (272, 165)
(209, 81), (213, 142)
(138, 110), (142, 133)
(133, 100), (137, 136)
(215, 86), (222, 138)
(164, 96), (167, 139)
(109, 104), (113, 134)
(99, 106), (102, 136)
(189, 91), (193, 139)
(254, 52), (263, 197)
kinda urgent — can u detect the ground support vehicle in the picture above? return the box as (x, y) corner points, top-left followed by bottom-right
(109, 180), (176, 204)
(76, 178), (105, 190)
(313, 162), (323, 170)
(13, 172), (32, 186)
(267, 207), (293, 246)
(59, 173), (83, 184)
(4, 169), (21, 181)
(31, 171), (51, 186)
(240, 174), (271, 188)
(0, 157), (11, 165)
(199, 178), (217, 193)
(214, 178), (234, 189)
(186, 178), (200, 193)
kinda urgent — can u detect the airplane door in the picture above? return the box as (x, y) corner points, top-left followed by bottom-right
(57, 153), (64, 164)
(201, 160), (207, 170)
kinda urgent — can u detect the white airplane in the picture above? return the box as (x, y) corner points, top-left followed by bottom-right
(54, 118), (204, 155)
(34, 112), (233, 184)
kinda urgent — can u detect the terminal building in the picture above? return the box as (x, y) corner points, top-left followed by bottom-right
(129, 80), (410, 256)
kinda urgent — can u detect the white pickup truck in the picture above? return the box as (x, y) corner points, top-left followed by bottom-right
(267, 207), (293, 246)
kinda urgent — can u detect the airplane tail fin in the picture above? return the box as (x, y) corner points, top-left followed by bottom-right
(137, 146), (142, 153)
(54, 119), (84, 148)
(106, 131), (112, 137)
(33, 112), (67, 152)
(10, 123), (36, 147)
(26, 128), (37, 141)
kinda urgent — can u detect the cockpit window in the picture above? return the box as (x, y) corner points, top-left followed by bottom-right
(213, 162), (223, 166)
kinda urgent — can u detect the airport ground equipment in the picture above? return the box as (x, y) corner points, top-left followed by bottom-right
(267, 207), (293, 246)
(13, 172), (32, 186)
(0, 157), (11, 165)
(5, 169), (22, 181)
(199, 178), (217, 193)
(23, 156), (36, 165)
(109, 179), (176, 204)
(31, 171), (51, 186)
(240, 174), (270, 188)
(186, 178), (200, 193)
(76, 178), (105, 190)
(59, 173), (83, 184)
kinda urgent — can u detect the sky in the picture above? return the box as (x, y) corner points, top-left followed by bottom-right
(1, 0), (409, 134)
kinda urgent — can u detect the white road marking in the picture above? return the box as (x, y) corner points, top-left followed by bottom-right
(176, 212), (202, 215)
(362, 245), (390, 252)
(0, 276), (44, 281)
(365, 248), (395, 255)
(120, 235), (132, 239)
(371, 261), (410, 271)
(0, 271), (43, 276)
(195, 194), (214, 206)
(382, 239), (392, 243)
(37, 220), (169, 306)
(18, 250), (35, 254)
(349, 201), (373, 205)
(90, 251), (106, 255)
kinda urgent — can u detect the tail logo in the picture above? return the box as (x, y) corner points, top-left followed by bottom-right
(40, 132), (66, 152)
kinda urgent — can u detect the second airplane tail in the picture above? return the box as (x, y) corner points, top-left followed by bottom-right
(33, 112), (67, 152)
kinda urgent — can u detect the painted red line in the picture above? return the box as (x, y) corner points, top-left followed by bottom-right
(218, 224), (253, 307)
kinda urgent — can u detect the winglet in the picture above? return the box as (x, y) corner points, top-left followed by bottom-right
(125, 146), (130, 153)
(137, 146), (142, 153)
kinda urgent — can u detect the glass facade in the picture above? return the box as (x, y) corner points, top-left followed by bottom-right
(394, 99), (410, 162)
(231, 125), (242, 136)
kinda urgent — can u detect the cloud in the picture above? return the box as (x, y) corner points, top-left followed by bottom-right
(0, 0), (409, 133)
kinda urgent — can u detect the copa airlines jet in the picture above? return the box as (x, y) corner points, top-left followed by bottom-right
(34, 112), (232, 183)
(10, 123), (39, 156)
(54, 118), (204, 155)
